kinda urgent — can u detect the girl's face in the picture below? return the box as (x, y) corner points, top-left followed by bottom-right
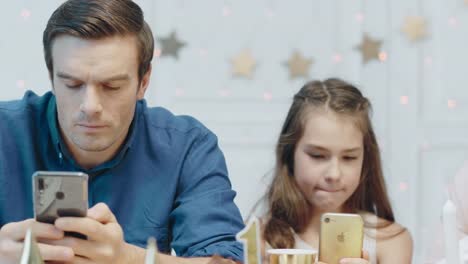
(293, 109), (364, 213)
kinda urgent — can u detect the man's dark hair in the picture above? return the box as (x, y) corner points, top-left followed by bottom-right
(43, 0), (154, 82)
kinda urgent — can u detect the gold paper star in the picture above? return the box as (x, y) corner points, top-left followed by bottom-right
(284, 51), (313, 79)
(356, 34), (382, 64)
(158, 31), (186, 59)
(402, 16), (428, 42)
(231, 49), (256, 79)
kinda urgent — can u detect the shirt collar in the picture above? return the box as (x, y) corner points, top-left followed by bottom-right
(47, 94), (143, 173)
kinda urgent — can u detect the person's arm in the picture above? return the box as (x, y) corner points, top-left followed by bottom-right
(170, 129), (245, 262)
(0, 219), (74, 263)
(123, 244), (237, 264)
(376, 225), (413, 264)
(46, 203), (239, 264)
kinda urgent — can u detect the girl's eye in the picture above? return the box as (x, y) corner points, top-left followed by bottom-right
(309, 154), (325, 159)
(343, 156), (358, 161)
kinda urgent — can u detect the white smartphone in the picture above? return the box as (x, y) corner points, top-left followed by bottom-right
(32, 171), (88, 238)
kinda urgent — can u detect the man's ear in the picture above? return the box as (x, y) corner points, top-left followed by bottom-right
(137, 65), (152, 100)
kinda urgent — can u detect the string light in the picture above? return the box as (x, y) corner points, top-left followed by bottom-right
(424, 56), (433, 67)
(218, 89), (231, 97)
(175, 88), (185, 97)
(421, 142), (431, 152)
(355, 13), (364, 23)
(20, 9), (31, 20)
(265, 8), (275, 18)
(448, 17), (458, 27)
(154, 48), (162, 58)
(400, 96), (409, 105)
(378, 51), (388, 62)
(447, 99), (457, 109)
(263, 91), (273, 101)
(332, 53), (343, 63)
(16, 80), (25, 89)
(399, 182), (409, 192)
(222, 6), (231, 17)
(198, 48), (208, 58)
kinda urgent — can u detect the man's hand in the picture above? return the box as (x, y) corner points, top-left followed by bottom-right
(0, 219), (74, 263)
(206, 255), (241, 264)
(47, 202), (140, 263)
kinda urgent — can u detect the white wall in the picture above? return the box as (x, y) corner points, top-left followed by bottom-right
(2, 0), (468, 262)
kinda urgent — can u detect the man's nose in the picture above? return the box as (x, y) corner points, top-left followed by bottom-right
(79, 86), (103, 115)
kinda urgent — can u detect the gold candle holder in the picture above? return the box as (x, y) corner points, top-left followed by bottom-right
(268, 249), (317, 264)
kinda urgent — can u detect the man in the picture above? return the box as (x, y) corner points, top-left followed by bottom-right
(0, 0), (244, 263)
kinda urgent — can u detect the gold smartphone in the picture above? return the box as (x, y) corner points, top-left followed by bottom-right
(318, 213), (364, 264)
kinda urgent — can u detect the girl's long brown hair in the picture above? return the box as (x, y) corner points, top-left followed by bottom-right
(264, 78), (396, 248)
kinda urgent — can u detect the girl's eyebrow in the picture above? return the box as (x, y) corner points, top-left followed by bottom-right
(305, 144), (362, 153)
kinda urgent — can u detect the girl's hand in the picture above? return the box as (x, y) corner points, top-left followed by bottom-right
(317, 250), (370, 264)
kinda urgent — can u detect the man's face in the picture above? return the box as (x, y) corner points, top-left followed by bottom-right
(51, 35), (149, 154)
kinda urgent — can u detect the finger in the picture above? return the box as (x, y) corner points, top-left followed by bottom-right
(45, 237), (101, 260)
(0, 238), (22, 262)
(54, 217), (104, 241)
(37, 242), (74, 261)
(64, 255), (93, 264)
(362, 250), (369, 260)
(87, 203), (116, 223)
(208, 255), (238, 264)
(339, 258), (368, 264)
(1, 219), (63, 241)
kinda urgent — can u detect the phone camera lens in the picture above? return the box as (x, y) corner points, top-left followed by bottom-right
(56, 191), (65, 200)
(38, 178), (45, 190)
(324, 217), (330, 223)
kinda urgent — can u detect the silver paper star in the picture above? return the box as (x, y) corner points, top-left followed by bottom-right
(158, 31), (186, 59)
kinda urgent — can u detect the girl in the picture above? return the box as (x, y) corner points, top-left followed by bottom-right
(261, 79), (412, 263)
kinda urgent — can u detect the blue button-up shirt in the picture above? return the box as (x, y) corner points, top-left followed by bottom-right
(0, 91), (245, 261)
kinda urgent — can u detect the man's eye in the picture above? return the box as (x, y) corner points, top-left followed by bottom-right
(104, 85), (120, 90)
(65, 83), (81, 89)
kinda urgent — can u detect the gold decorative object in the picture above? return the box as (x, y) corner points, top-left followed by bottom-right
(401, 16), (428, 42)
(268, 249), (317, 264)
(284, 51), (313, 79)
(236, 217), (261, 264)
(356, 33), (383, 64)
(231, 49), (256, 79)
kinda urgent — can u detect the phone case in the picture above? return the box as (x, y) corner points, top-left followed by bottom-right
(318, 213), (364, 264)
(33, 171), (88, 224)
